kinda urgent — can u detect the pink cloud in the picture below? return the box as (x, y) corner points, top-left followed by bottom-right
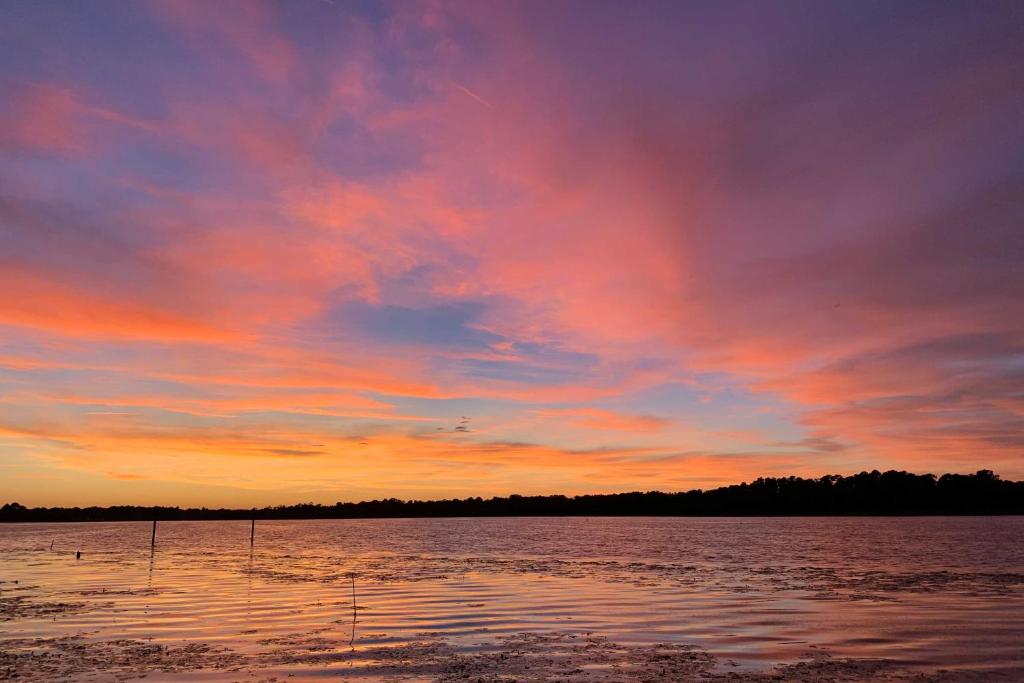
(538, 408), (671, 434)
(2, 1), (1022, 504)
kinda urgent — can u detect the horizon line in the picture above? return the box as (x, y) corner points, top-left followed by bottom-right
(3, 469), (1019, 517)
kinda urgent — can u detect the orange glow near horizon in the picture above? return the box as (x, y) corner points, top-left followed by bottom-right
(1, 2), (1022, 506)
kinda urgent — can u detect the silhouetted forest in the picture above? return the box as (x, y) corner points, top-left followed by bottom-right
(2, 470), (1022, 523)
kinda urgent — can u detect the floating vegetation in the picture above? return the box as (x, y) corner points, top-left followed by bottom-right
(1, 518), (1022, 681)
(0, 636), (246, 680)
(0, 596), (97, 622)
(233, 550), (1024, 599)
(1, 631), (1010, 682)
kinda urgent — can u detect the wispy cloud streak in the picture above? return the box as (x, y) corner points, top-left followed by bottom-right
(1, 1), (1022, 504)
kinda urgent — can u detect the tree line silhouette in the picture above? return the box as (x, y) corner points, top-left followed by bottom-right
(2, 470), (1022, 523)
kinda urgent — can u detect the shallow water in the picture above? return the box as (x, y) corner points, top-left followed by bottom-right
(1, 517), (1023, 681)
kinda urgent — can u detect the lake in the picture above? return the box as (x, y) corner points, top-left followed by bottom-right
(2, 517), (1023, 681)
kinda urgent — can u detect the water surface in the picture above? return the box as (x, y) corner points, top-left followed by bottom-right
(2, 517), (1023, 681)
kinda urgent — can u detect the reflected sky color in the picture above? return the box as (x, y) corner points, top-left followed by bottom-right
(1, 1), (1022, 505)
(3, 518), (1024, 678)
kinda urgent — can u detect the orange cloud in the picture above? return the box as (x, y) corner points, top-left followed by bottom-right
(537, 408), (670, 433)
(3, 1), (1022, 506)
(0, 268), (235, 342)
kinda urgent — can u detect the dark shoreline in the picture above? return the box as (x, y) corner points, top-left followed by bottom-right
(2, 512), (1023, 524)
(4, 469), (1022, 522)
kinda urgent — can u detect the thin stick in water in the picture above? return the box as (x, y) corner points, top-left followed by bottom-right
(151, 520), (157, 548)
(250, 519), (255, 546)
(349, 573), (357, 646)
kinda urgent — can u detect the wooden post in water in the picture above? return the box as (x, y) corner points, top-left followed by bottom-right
(349, 573), (357, 646)
(151, 520), (157, 548)
(250, 519), (255, 546)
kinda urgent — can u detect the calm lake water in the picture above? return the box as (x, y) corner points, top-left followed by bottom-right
(2, 517), (1023, 681)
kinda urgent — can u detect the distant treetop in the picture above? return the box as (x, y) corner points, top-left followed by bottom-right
(2, 470), (1022, 523)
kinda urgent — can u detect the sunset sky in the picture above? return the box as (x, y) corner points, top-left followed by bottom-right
(1, 1), (1022, 506)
